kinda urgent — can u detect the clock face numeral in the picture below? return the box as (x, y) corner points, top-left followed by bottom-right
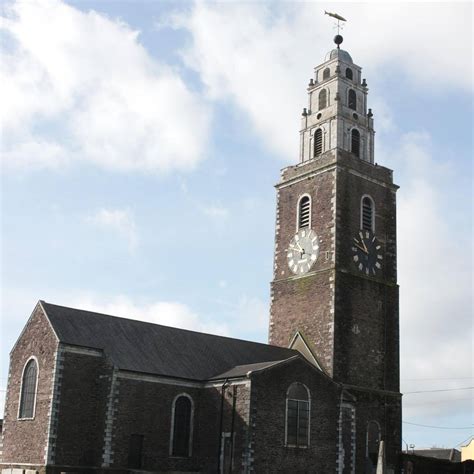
(351, 230), (383, 276)
(287, 228), (319, 275)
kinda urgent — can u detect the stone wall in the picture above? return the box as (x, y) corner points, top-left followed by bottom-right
(1, 304), (57, 466)
(250, 358), (339, 473)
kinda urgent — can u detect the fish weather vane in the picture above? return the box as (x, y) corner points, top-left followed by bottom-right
(324, 11), (347, 48)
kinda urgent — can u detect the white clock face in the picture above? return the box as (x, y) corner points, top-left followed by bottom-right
(287, 228), (319, 275)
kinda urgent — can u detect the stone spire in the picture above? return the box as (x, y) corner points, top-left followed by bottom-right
(299, 36), (375, 164)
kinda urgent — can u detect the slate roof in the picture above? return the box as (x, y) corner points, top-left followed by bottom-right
(41, 301), (297, 381)
(412, 448), (461, 462)
(209, 358), (297, 380)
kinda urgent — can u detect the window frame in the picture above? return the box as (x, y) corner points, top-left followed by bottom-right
(297, 194), (312, 231)
(348, 88), (357, 111)
(346, 68), (353, 80)
(360, 194), (375, 232)
(169, 393), (194, 458)
(318, 89), (328, 110)
(285, 382), (311, 448)
(351, 128), (361, 158)
(313, 128), (323, 157)
(322, 67), (330, 80)
(17, 356), (39, 420)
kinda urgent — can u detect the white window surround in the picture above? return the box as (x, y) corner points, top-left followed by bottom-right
(284, 382), (311, 448)
(169, 392), (194, 458)
(17, 355), (39, 420)
(296, 194), (312, 231)
(360, 194), (375, 232)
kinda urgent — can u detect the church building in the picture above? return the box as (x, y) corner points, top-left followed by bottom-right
(1, 35), (401, 474)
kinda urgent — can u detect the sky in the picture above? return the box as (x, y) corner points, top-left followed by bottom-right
(1, 0), (472, 452)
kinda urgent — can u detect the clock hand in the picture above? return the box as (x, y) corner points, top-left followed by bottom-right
(361, 240), (368, 253)
(354, 243), (368, 254)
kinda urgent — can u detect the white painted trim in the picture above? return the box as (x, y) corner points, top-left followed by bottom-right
(284, 382), (311, 448)
(62, 345), (102, 357)
(17, 356), (39, 420)
(117, 370), (250, 388)
(288, 332), (323, 371)
(296, 193), (312, 231)
(169, 393), (194, 458)
(360, 194), (375, 232)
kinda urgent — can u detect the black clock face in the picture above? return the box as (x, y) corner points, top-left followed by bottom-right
(351, 230), (383, 276)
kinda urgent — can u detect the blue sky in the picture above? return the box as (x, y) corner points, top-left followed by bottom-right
(1, 0), (472, 451)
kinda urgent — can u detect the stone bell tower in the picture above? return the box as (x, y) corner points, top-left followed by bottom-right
(269, 35), (401, 473)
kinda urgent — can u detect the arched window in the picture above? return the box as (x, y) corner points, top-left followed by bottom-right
(361, 196), (375, 231)
(318, 89), (327, 110)
(286, 383), (310, 447)
(346, 68), (353, 80)
(351, 129), (360, 157)
(348, 89), (357, 110)
(19, 358), (38, 419)
(298, 195), (311, 229)
(322, 68), (330, 80)
(170, 394), (193, 457)
(314, 128), (323, 157)
(366, 421), (381, 469)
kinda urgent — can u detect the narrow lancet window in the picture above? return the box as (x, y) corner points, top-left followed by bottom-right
(19, 358), (38, 419)
(314, 128), (323, 157)
(318, 89), (327, 110)
(361, 196), (374, 231)
(346, 68), (353, 80)
(348, 89), (356, 110)
(171, 395), (193, 457)
(366, 421), (381, 469)
(298, 196), (311, 229)
(286, 383), (310, 447)
(351, 129), (360, 157)
(322, 68), (330, 80)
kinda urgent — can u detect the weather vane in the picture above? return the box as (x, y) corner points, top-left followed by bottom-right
(324, 11), (347, 48)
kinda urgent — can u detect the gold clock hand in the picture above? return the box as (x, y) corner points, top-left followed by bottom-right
(354, 243), (368, 254)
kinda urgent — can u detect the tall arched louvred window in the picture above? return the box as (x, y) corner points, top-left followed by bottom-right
(318, 89), (327, 110)
(286, 383), (310, 447)
(348, 89), (357, 110)
(361, 196), (374, 231)
(19, 358), (38, 419)
(298, 196), (311, 229)
(170, 395), (193, 457)
(351, 129), (360, 157)
(314, 128), (323, 157)
(322, 68), (330, 80)
(346, 68), (353, 80)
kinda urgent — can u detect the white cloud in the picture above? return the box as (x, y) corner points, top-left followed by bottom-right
(380, 132), (473, 420)
(1, 0), (210, 173)
(86, 207), (138, 251)
(201, 203), (229, 219)
(173, 2), (471, 160)
(70, 294), (229, 336)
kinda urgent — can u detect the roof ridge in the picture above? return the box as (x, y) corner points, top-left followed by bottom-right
(41, 300), (295, 351)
